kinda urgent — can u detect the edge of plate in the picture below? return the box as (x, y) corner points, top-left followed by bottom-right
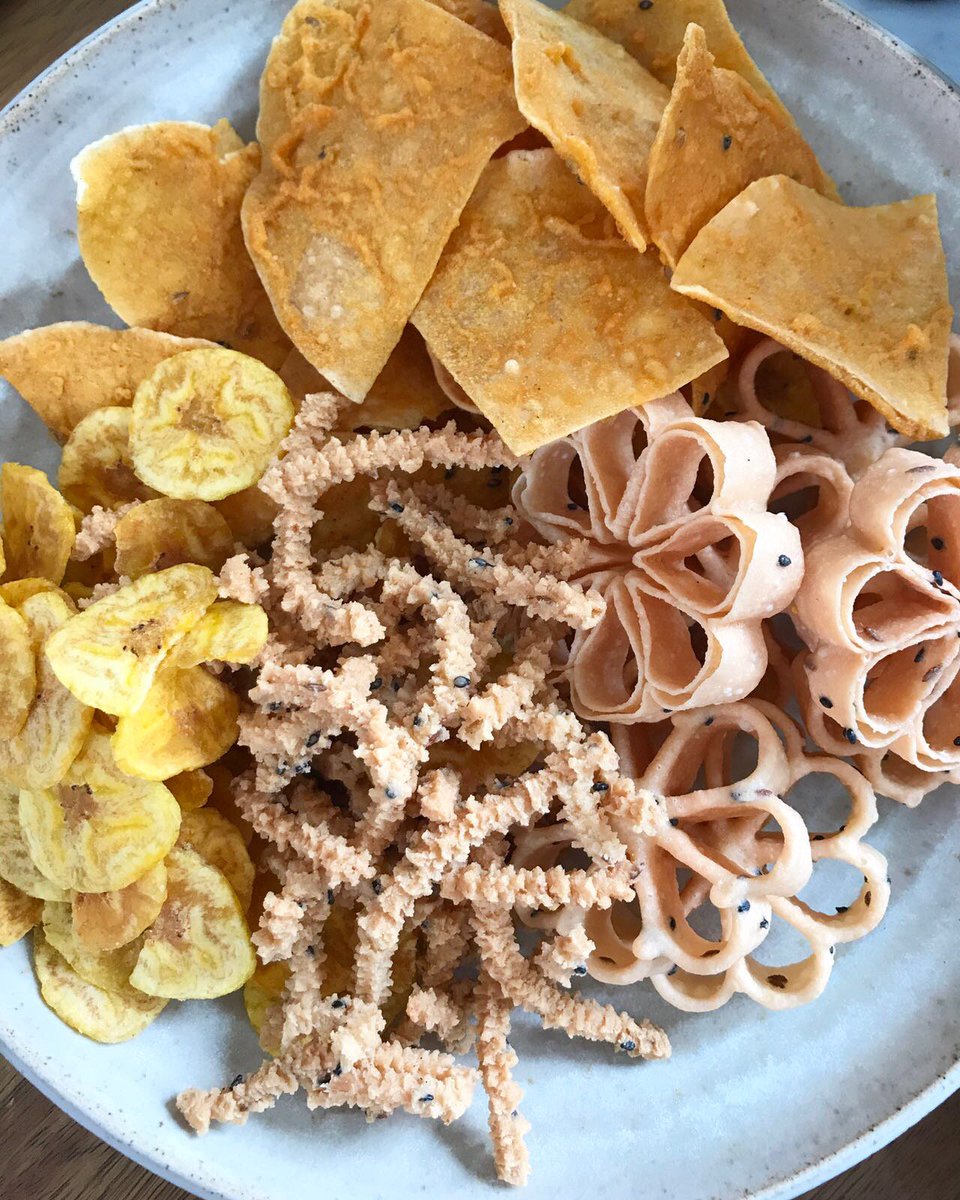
(1, 2), (959, 1200)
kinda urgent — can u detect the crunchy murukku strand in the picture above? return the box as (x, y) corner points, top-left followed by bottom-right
(475, 970), (531, 1188)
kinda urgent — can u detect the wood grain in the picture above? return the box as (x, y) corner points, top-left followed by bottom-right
(0, 2), (958, 1199)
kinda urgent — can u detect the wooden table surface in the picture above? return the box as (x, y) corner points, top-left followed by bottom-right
(1, 1), (958, 1198)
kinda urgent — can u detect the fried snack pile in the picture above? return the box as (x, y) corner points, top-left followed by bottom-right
(1, 0), (959, 1190)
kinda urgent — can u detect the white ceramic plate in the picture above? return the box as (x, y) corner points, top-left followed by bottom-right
(1, 3), (959, 1198)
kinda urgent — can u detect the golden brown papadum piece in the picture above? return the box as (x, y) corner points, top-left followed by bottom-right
(280, 327), (450, 430)
(71, 120), (289, 370)
(241, 0), (526, 402)
(0, 323), (213, 441)
(427, 0), (508, 42)
(672, 175), (953, 440)
(500, 0), (669, 252)
(645, 23), (835, 268)
(413, 149), (727, 454)
(564, 0), (779, 95)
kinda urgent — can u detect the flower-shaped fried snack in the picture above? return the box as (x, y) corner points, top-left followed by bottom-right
(795, 444), (960, 801)
(514, 395), (803, 721)
(512, 701), (889, 1011)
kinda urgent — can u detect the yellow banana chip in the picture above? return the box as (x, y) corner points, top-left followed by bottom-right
(44, 563), (218, 716)
(72, 121), (289, 369)
(213, 485), (278, 548)
(130, 348), (295, 501)
(113, 499), (234, 580)
(165, 769), (213, 813)
(33, 930), (167, 1043)
(0, 591), (93, 791)
(0, 598), (36, 740)
(172, 600), (268, 668)
(0, 322), (213, 442)
(130, 846), (255, 999)
(18, 728), (181, 893)
(0, 463), (75, 584)
(72, 860), (168, 954)
(244, 959), (290, 1054)
(206, 761), (254, 846)
(112, 662), (239, 780)
(0, 788), (66, 902)
(178, 809), (255, 911)
(58, 406), (157, 513)
(0, 878), (42, 947)
(42, 900), (142, 991)
(0, 577), (59, 607)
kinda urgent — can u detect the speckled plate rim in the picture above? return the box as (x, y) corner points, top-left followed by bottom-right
(1, 3), (959, 1199)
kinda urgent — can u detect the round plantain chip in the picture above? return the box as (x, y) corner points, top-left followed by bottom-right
(177, 808), (255, 911)
(72, 860), (168, 955)
(111, 662), (239, 781)
(171, 600), (268, 668)
(18, 728), (181, 894)
(165, 768), (213, 813)
(44, 562), (218, 717)
(130, 347), (294, 501)
(113, 498), (234, 580)
(0, 598), (36, 741)
(0, 463), (76, 584)
(41, 900), (143, 992)
(243, 959), (290, 1055)
(0, 787), (66, 902)
(58, 406), (158, 513)
(33, 930), (167, 1043)
(130, 846), (255, 1000)
(0, 591), (93, 792)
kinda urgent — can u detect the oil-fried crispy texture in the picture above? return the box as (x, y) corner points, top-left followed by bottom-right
(672, 176), (953, 440)
(41, 900), (143, 991)
(72, 860), (168, 953)
(33, 931), (167, 1043)
(0, 878), (42, 947)
(18, 728), (181, 893)
(427, 0), (508, 42)
(0, 787), (66, 901)
(0, 592), (93, 792)
(72, 120), (289, 369)
(114, 499), (234, 580)
(413, 149), (726, 453)
(45, 563), (218, 716)
(500, 0), (669, 252)
(1, 463), (75, 584)
(130, 348), (295, 501)
(178, 809), (256, 911)
(112, 661), (240, 780)
(241, 0), (525, 400)
(244, 959), (291, 1052)
(280, 328), (452, 432)
(171, 600), (268, 668)
(165, 769), (214, 813)
(130, 846), (255, 1000)
(0, 322), (212, 442)
(646, 24), (835, 269)
(0, 599), (36, 740)
(564, 0), (785, 99)
(58, 406), (158, 513)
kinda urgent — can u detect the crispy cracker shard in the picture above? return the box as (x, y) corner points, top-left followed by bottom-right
(241, 0), (525, 400)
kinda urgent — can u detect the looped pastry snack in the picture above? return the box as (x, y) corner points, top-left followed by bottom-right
(514, 393), (802, 720)
(514, 701), (888, 1012)
(794, 446), (960, 800)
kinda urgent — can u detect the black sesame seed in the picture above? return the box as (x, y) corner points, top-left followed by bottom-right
(331, 998), (345, 1009)
(702, 392), (711, 405)
(388, 502), (404, 513)
(420, 1094), (434, 1103)
(704, 715), (715, 726)
(306, 730), (322, 748)
(669, 818), (679, 827)
(453, 675), (470, 688)
(932, 537), (945, 551)
(668, 917), (676, 930)
(470, 557), (491, 568)
(953, 737), (960, 747)
(267, 701), (283, 713)
(737, 900), (751, 913)
(333, 1064), (342, 1077)
(385, 787), (398, 800)
(504, 516), (513, 525)
(295, 760), (312, 776)
(591, 781), (609, 792)
(933, 570), (944, 586)
(819, 695), (833, 709)
(413, 715), (423, 728)
(721, 134), (733, 150)
(573, 965), (587, 976)
(567, 502), (579, 511)
(759, 918), (769, 930)
(668, 965), (678, 976)
(327, 888), (335, 905)
(842, 727), (857, 745)
(801, 434), (814, 443)
(372, 877), (383, 895)
(276, 761), (288, 776)
(777, 554), (792, 568)
(306, 945), (315, 957)
(370, 676), (383, 691)
(620, 1039), (636, 1052)
(230, 1075), (244, 1089)
(915, 647), (926, 664)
